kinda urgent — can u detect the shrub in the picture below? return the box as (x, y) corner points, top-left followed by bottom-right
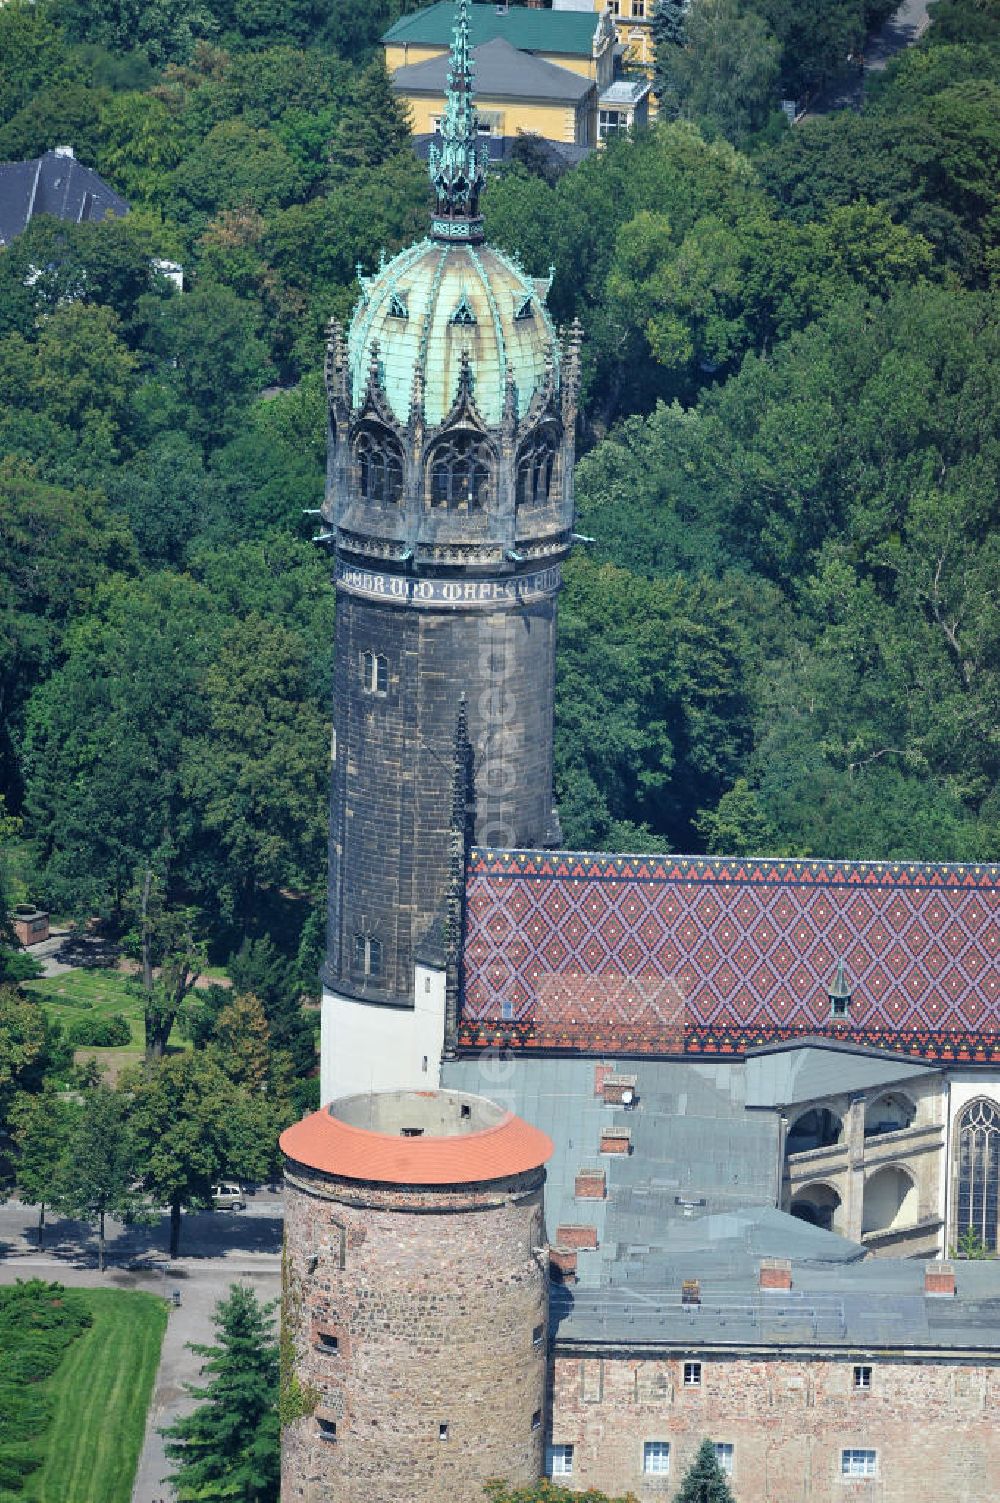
(0, 1280), (92, 1491)
(65, 1012), (132, 1048)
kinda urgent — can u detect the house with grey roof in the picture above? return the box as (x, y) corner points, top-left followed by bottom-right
(385, 3), (649, 150)
(0, 147), (128, 247)
(392, 35), (601, 146)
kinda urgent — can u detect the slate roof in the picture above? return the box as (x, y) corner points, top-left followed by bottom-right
(0, 150), (128, 246)
(599, 77), (652, 106)
(392, 37), (594, 103)
(384, 1), (602, 56)
(459, 849), (1000, 1062)
(554, 1259), (1000, 1353)
(440, 1055), (782, 1287)
(743, 1040), (939, 1108)
(439, 1054), (1000, 1353)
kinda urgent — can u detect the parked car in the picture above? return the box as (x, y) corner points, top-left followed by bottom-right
(212, 1182), (246, 1211)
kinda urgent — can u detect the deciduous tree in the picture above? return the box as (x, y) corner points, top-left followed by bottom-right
(127, 868), (207, 1059)
(52, 1083), (143, 1271)
(49, 0), (216, 65)
(668, 0), (781, 146)
(126, 1051), (277, 1257)
(9, 1085), (78, 1247)
(140, 281), (270, 448)
(0, 987), (58, 1144)
(23, 572), (218, 920)
(0, 3), (69, 128)
(180, 614), (329, 921)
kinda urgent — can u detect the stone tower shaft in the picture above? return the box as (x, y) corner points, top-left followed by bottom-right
(319, 2), (580, 1103)
(280, 1091), (552, 1503)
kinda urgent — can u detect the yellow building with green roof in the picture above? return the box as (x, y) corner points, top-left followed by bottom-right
(384, 1), (650, 150)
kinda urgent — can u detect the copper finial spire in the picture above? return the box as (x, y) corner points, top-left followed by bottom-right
(428, 0), (488, 243)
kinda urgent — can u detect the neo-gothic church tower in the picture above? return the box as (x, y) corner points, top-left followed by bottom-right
(320, 1), (580, 1102)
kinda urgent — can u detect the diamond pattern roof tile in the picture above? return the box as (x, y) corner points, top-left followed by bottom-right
(459, 850), (1000, 1060)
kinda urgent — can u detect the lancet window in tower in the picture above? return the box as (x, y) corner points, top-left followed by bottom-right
(956, 1098), (1000, 1252)
(352, 933), (383, 979)
(515, 431), (558, 510)
(360, 650), (388, 695)
(427, 433), (492, 511)
(354, 428), (403, 506)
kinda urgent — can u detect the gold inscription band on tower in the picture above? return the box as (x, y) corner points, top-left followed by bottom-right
(336, 560), (563, 608)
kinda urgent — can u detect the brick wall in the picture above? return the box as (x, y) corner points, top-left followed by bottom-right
(548, 1349), (1000, 1502)
(282, 1162), (549, 1503)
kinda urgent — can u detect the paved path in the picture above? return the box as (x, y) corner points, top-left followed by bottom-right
(26, 927), (78, 977)
(801, 0), (933, 118)
(865, 0), (933, 74)
(0, 1196), (282, 1503)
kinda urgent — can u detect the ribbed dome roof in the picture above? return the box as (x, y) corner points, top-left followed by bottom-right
(348, 238), (558, 429)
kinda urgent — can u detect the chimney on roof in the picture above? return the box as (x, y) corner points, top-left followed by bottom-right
(556, 1223), (598, 1250)
(599, 1125), (631, 1155)
(53, 145), (75, 158)
(602, 1073), (637, 1107)
(575, 1167), (606, 1200)
(549, 1246), (577, 1285)
(924, 1261), (956, 1298)
(759, 1257), (792, 1291)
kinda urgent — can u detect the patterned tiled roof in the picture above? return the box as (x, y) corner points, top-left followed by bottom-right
(459, 850), (1000, 1062)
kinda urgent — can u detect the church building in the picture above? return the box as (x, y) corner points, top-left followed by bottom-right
(282, 6), (1000, 1499)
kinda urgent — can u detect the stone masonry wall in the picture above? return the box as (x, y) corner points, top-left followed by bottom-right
(282, 1164), (549, 1503)
(325, 587), (557, 1005)
(549, 1349), (1000, 1503)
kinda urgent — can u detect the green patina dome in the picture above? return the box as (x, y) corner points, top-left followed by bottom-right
(347, 238), (558, 429)
(344, 0), (561, 432)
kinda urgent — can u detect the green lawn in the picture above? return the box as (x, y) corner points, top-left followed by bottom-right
(27, 1287), (167, 1503)
(23, 967), (148, 1047)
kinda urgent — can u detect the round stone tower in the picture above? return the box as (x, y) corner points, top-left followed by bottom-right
(280, 1089), (553, 1503)
(319, 0), (581, 1102)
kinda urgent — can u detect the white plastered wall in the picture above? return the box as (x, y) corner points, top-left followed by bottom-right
(319, 964), (446, 1106)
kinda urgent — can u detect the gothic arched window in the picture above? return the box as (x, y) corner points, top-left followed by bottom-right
(427, 433), (492, 511)
(354, 428), (403, 506)
(352, 933), (383, 978)
(360, 650), (388, 695)
(515, 432), (558, 510)
(956, 1098), (1000, 1252)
